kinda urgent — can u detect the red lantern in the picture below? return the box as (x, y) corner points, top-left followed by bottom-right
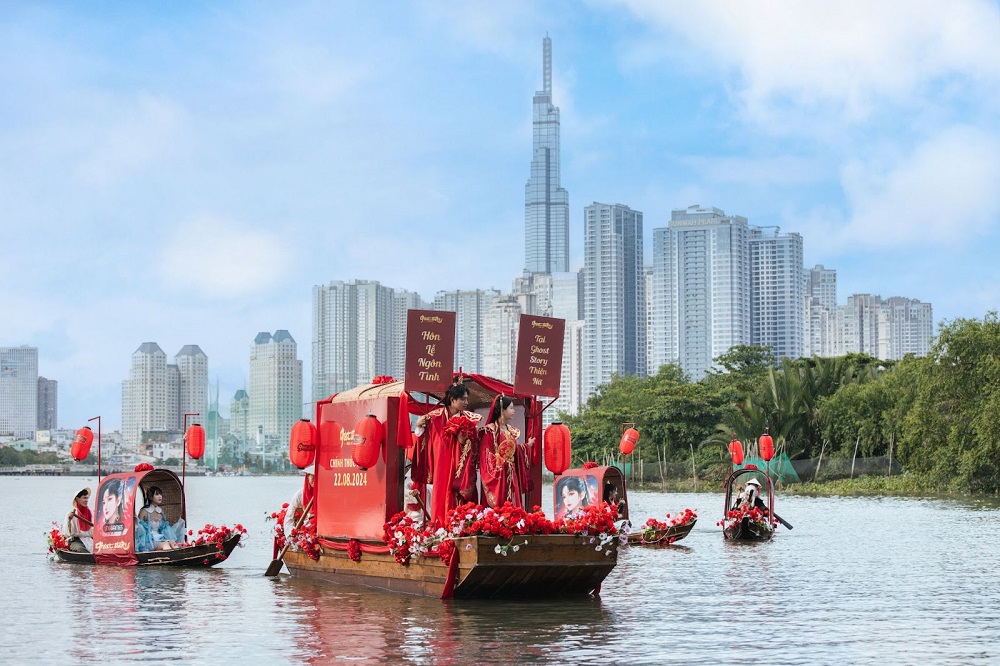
(352, 414), (384, 470)
(759, 428), (774, 462)
(186, 424), (206, 460)
(619, 428), (639, 456)
(71, 426), (94, 461)
(289, 419), (318, 469)
(544, 422), (572, 475)
(728, 436), (744, 466)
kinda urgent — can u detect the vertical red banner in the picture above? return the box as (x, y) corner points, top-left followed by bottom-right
(513, 314), (566, 397)
(404, 309), (456, 394)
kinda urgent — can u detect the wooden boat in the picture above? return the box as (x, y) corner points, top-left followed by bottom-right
(53, 467), (242, 566)
(722, 464), (776, 542)
(280, 374), (619, 598)
(556, 464), (697, 546)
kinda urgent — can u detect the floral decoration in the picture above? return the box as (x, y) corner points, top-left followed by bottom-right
(267, 503), (320, 560)
(639, 508), (698, 545)
(371, 375), (396, 385)
(717, 505), (775, 533)
(190, 523), (247, 559)
(134, 462), (154, 472)
(46, 522), (69, 558)
(382, 501), (625, 567)
(582, 461), (599, 469)
(443, 415), (479, 442)
(347, 538), (362, 562)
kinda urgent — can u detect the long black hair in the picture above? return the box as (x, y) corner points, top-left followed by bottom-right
(143, 485), (163, 509)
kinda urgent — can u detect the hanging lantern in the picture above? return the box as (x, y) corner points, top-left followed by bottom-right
(619, 428), (639, 456)
(289, 419), (318, 469)
(186, 424), (206, 460)
(544, 422), (572, 475)
(352, 414), (384, 470)
(759, 428), (775, 462)
(71, 426), (94, 461)
(728, 436), (744, 466)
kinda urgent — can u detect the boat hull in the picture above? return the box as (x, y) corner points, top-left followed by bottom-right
(55, 533), (242, 567)
(627, 520), (696, 546)
(723, 518), (774, 542)
(284, 534), (617, 599)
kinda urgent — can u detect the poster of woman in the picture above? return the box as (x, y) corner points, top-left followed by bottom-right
(554, 474), (597, 521)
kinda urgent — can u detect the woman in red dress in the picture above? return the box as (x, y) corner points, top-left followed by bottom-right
(478, 395), (535, 509)
(413, 382), (481, 523)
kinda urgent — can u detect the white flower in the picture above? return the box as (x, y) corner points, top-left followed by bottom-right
(465, 543), (473, 550)
(595, 545), (602, 551)
(494, 544), (502, 554)
(501, 550), (508, 557)
(512, 545), (520, 552)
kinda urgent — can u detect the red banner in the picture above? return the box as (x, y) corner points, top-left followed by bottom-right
(513, 314), (565, 397)
(404, 309), (456, 394)
(93, 474), (138, 565)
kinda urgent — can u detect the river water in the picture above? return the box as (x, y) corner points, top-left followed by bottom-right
(4, 475), (999, 664)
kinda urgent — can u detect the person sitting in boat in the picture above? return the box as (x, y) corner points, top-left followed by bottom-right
(412, 381), (481, 523)
(283, 468), (315, 536)
(740, 478), (769, 514)
(65, 487), (93, 553)
(603, 481), (627, 519)
(556, 475), (590, 520)
(136, 486), (186, 551)
(479, 395), (534, 509)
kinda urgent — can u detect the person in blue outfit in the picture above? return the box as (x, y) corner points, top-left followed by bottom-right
(136, 486), (186, 551)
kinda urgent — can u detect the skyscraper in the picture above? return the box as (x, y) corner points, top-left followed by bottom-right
(0, 346), (39, 439)
(650, 206), (752, 380)
(249, 330), (303, 458)
(37, 376), (58, 431)
(749, 227), (804, 362)
(582, 202), (646, 398)
(432, 288), (499, 375)
(175, 344), (208, 428)
(524, 35), (569, 274)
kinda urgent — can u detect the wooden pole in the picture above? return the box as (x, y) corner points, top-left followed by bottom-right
(813, 439), (827, 482)
(850, 435), (861, 479)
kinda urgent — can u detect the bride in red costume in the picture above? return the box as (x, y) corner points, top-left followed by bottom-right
(412, 382), (481, 523)
(479, 395), (535, 509)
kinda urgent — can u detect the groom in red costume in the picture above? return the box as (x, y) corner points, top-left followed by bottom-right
(412, 381), (481, 523)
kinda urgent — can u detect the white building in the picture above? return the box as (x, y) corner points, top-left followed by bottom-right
(0, 345), (39, 439)
(482, 296), (522, 382)
(433, 289), (499, 376)
(249, 330), (303, 457)
(121, 343), (208, 447)
(749, 227), (804, 362)
(804, 265), (838, 357)
(582, 202), (646, 398)
(834, 294), (934, 359)
(650, 206), (752, 381)
(175, 344), (208, 428)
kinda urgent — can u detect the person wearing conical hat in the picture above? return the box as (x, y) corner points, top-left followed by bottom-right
(65, 488), (93, 553)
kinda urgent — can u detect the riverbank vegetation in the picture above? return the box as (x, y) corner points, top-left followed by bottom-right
(562, 312), (1000, 496)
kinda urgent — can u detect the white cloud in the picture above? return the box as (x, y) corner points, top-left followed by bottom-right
(614, 0), (1000, 129)
(158, 215), (294, 299)
(841, 125), (1000, 246)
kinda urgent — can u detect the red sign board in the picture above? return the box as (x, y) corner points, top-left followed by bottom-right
(513, 314), (565, 397)
(404, 309), (456, 394)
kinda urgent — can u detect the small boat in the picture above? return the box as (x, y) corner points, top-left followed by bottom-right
(721, 464), (776, 542)
(278, 374), (619, 598)
(53, 467), (243, 566)
(556, 464), (697, 547)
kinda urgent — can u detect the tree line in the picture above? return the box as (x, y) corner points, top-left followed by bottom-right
(561, 312), (1000, 495)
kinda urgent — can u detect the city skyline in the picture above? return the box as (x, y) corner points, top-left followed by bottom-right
(4, 3), (998, 429)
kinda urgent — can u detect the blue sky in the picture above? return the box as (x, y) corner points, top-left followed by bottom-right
(4, 1), (1000, 431)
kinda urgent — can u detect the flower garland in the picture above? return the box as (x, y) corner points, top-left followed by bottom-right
(347, 538), (362, 562)
(382, 501), (626, 566)
(717, 505), (775, 533)
(371, 375), (396, 385)
(189, 523), (248, 559)
(46, 522), (69, 558)
(640, 508), (698, 545)
(266, 504), (291, 551)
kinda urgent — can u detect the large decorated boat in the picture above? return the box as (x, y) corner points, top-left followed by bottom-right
(50, 466), (245, 566)
(275, 374), (621, 599)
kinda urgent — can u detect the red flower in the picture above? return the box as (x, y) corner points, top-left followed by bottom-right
(582, 461), (599, 469)
(347, 539), (362, 562)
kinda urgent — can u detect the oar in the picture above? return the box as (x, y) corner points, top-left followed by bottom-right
(264, 497), (314, 577)
(772, 512), (793, 530)
(72, 512), (94, 528)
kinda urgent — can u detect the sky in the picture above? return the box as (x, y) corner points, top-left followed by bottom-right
(3, 1), (1000, 431)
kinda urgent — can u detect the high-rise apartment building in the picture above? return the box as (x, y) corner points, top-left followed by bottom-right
(883, 297), (934, 358)
(313, 280), (397, 399)
(121, 343), (208, 447)
(524, 35), (569, 274)
(392, 289), (426, 381)
(0, 346), (39, 439)
(582, 202), (646, 398)
(229, 389), (250, 460)
(432, 289), (499, 375)
(37, 377), (58, 431)
(834, 294), (934, 360)
(248, 330), (303, 457)
(804, 265), (838, 357)
(749, 227), (804, 362)
(650, 206), (752, 380)
(175, 345), (208, 428)
(482, 296), (522, 382)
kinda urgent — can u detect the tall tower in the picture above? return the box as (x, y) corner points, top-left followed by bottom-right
(0, 346), (39, 439)
(749, 227), (804, 362)
(121, 342), (169, 447)
(249, 330), (303, 460)
(582, 202), (646, 398)
(175, 344), (208, 429)
(525, 35), (569, 274)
